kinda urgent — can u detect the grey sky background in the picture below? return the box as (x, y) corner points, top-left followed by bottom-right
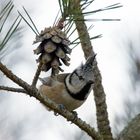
(1, 0), (140, 139)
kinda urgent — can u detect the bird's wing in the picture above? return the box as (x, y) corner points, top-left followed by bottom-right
(39, 73), (70, 86)
(56, 73), (70, 83)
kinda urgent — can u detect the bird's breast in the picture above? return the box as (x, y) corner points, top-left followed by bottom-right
(39, 84), (84, 111)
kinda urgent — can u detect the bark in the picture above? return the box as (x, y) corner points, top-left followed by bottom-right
(0, 86), (26, 93)
(0, 61), (102, 140)
(117, 114), (140, 140)
(31, 62), (43, 87)
(71, 1), (113, 140)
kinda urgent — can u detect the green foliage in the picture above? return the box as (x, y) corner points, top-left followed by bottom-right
(18, 0), (122, 52)
(0, 0), (22, 58)
(58, 0), (122, 21)
(58, 0), (122, 49)
(18, 7), (39, 36)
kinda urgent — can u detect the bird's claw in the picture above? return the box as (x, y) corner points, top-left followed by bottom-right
(54, 104), (66, 116)
(70, 111), (78, 123)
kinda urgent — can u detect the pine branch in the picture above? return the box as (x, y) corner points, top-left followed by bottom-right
(0, 62), (36, 94)
(117, 114), (140, 140)
(0, 61), (102, 140)
(0, 85), (26, 93)
(71, 1), (113, 140)
(31, 62), (43, 87)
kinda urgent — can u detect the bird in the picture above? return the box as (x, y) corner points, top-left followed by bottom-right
(39, 55), (96, 111)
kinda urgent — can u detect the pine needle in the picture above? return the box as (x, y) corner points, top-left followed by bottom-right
(18, 11), (38, 36)
(0, 4), (14, 32)
(0, 16), (22, 50)
(82, 3), (123, 15)
(22, 7), (39, 35)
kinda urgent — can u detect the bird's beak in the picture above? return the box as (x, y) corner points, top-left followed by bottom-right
(83, 54), (96, 72)
(88, 80), (94, 84)
(85, 54), (96, 66)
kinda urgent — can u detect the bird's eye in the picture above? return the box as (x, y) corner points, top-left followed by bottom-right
(73, 70), (84, 80)
(79, 75), (84, 80)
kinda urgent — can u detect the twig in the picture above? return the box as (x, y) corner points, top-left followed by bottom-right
(71, 1), (113, 140)
(32, 62), (43, 87)
(0, 85), (26, 93)
(0, 61), (102, 140)
(0, 62), (37, 94)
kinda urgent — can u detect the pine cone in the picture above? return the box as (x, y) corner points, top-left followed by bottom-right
(33, 25), (71, 76)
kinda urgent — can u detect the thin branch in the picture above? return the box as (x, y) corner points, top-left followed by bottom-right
(0, 61), (102, 140)
(32, 62), (43, 87)
(0, 62), (36, 94)
(0, 86), (26, 93)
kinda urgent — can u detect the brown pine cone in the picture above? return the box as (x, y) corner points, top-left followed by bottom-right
(33, 25), (71, 76)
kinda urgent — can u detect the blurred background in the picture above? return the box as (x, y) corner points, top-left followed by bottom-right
(0, 0), (140, 139)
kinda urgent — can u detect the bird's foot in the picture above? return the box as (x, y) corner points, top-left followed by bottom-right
(54, 104), (66, 116)
(70, 111), (78, 122)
